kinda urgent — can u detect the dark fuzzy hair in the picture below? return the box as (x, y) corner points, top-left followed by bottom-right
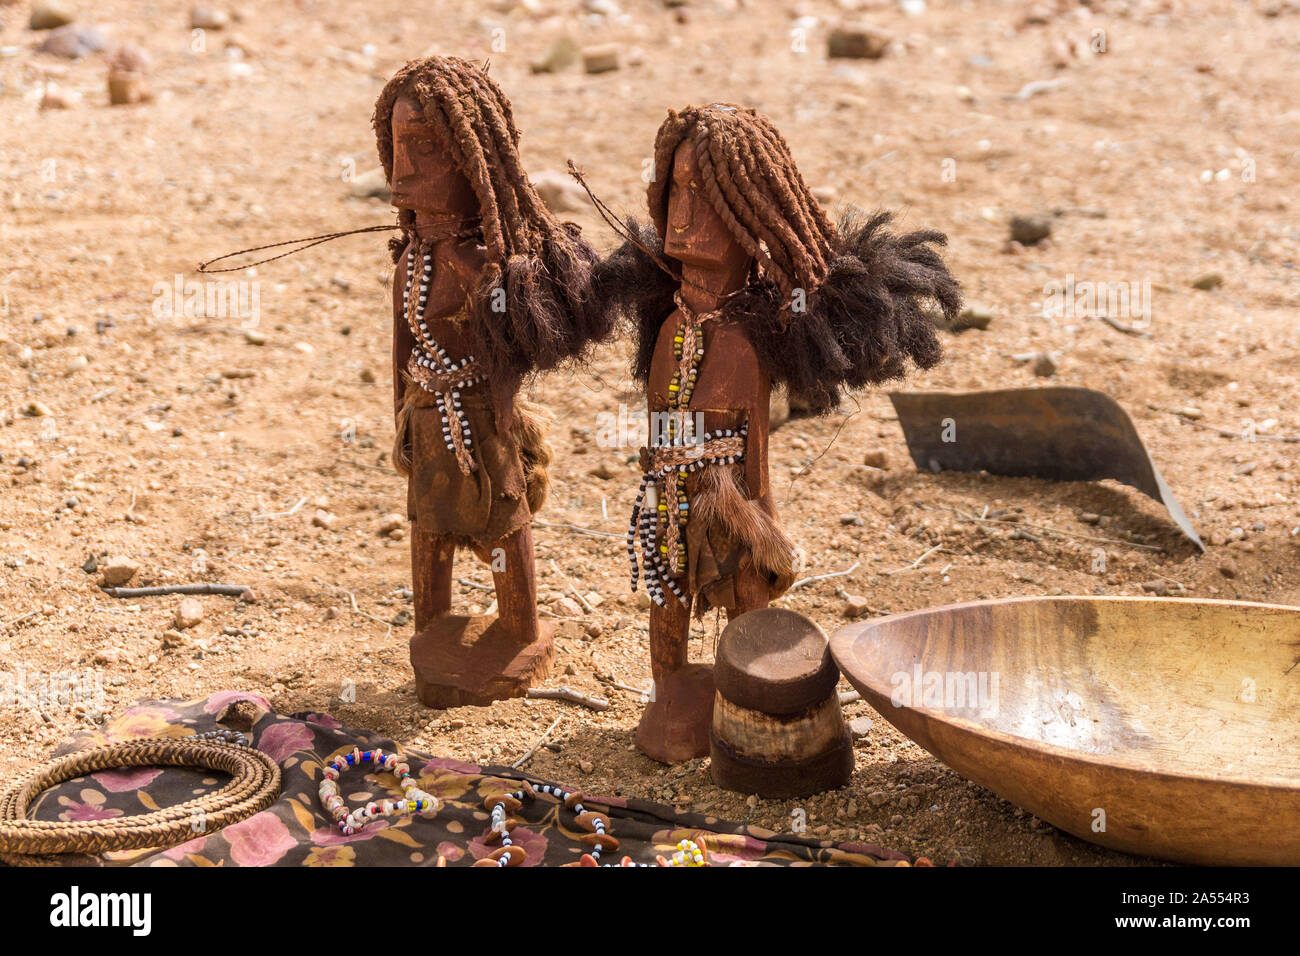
(591, 218), (676, 386)
(596, 105), (961, 414)
(373, 56), (610, 388)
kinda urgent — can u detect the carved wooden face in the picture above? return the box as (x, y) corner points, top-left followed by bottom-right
(663, 140), (750, 272)
(388, 94), (477, 218)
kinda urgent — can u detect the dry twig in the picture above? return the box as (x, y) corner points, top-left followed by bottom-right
(511, 716), (563, 769)
(101, 583), (252, 598)
(549, 559), (594, 612)
(790, 561), (860, 590)
(533, 518), (622, 539)
(1099, 315), (1153, 338)
(883, 544), (943, 575)
(253, 496), (307, 520)
(1169, 413), (1300, 444)
(314, 578), (393, 628)
(526, 686), (611, 711)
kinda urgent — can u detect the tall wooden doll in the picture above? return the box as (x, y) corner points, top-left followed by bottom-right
(597, 105), (961, 760)
(374, 57), (609, 707)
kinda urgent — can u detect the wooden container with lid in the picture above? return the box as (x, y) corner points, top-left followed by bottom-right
(709, 608), (853, 798)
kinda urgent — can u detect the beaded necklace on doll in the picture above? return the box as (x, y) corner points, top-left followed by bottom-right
(402, 237), (485, 476)
(658, 290), (718, 571)
(626, 291), (747, 607)
(665, 290), (714, 424)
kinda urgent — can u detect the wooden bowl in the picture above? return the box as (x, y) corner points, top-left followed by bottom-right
(830, 596), (1300, 865)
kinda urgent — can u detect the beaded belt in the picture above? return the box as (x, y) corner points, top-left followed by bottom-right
(626, 422), (748, 607)
(403, 244), (483, 475)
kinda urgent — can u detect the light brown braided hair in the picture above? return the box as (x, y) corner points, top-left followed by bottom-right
(647, 104), (840, 303)
(373, 56), (607, 386)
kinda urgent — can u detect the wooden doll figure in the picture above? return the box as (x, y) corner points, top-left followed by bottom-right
(598, 105), (961, 761)
(373, 57), (608, 707)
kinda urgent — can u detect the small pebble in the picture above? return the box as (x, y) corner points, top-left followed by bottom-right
(175, 597), (204, 629)
(38, 24), (108, 59)
(581, 43), (620, 74)
(862, 448), (889, 470)
(842, 595), (871, 618)
(953, 303), (993, 331)
(827, 24), (891, 59)
(553, 596), (584, 618)
(189, 5), (229, 30)
(1010, 214), (1052, 245)
(530, 36), (580, 74)
(98, 556), (139, 587)
(30, 1), (75, 30)
(849, 717), (874, 737)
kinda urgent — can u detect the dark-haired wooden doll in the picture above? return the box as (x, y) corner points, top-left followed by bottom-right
(598, 105), (961, 761)
(373, 56), (609, 707)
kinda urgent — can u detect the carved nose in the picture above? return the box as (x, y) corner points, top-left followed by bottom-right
(393, 155), (414, 184)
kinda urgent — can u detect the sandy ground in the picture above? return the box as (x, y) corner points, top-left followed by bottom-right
(2, 0), (1298, 865)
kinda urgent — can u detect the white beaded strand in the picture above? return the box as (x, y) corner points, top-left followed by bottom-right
(403, 244), (483, 461)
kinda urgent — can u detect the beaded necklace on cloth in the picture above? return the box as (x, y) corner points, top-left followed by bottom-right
(318, 747), (438, 836)
(315, 762), (711, 866)
(478, 780), (709, 867)
(403, 238), (485, 476)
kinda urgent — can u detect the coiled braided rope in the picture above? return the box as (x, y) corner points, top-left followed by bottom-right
(0, 734), (281, 865)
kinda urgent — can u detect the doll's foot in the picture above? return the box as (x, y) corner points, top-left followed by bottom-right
(410, 614), (554, 708)
(634, 663), (715, 763)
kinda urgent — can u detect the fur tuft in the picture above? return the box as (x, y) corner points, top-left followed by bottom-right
(691, 465), (799, 585)
(469, 233), (611, 399)
(740, 208), (959, 415)
(510, 397), (554, 514)
(598, 210), (959, 416)
(589, 218), (678, 384)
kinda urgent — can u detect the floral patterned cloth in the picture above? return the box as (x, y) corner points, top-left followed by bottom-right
(21, 692), (915, 867)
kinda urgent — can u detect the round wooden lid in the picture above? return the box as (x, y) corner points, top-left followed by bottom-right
(713, 608), (840, 715)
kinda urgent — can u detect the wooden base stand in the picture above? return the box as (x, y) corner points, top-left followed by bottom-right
(409, 614), (554, 708)
(634, 663), (715, 763)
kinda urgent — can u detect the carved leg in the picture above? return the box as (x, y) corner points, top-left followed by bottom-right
(491, 524), (540, 644)
(411, 520), (455, 632)
(636, 586), (714, 763)
(409, 523), (553, 709)
(648, 586), (692, 683)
